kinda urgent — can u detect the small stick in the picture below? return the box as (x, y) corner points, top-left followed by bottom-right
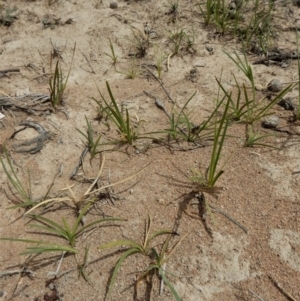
(70, 147), (89, 179)
(0, 269), (34, 278)
(0, 68), (20, 74)
(81, 52), (96, 74)
(47, 252), (66, 277)
(249, 289), (266, 301)
(210, 204), (248, 234)
(143, 67), (175, 103)
(268, 275), (298, 301)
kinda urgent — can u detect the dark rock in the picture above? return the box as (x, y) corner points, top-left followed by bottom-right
(278, 97), (295, 110)
(110, 2), (118, 9)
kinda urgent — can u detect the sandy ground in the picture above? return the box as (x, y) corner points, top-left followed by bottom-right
(1, 0), (300, 300)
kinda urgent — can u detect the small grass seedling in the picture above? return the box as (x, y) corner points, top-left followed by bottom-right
(104, 38), (118, 67)
(99, 215), (179, 300)
(122, 58), (141, 79)
(130, 27), (150, 58)
(135, 233), (187, 301)
(244, 125), (278, 148)
(164, 90), (227, 143)
(154, 49), (168, 79)
(1, 202), (124, 255)
(77, 116), (102, 159)
(166, 0), (179, 23)
(168, 27), (186, 56)
(197, 0), (215, 26)
(98, 81), (140, 144)
(0, 147), (53, 210)
(223, 50), (294, 124)
(241, 0), (274, 53)
(49, 44), (75, 108)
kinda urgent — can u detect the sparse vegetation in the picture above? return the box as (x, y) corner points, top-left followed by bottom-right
(1, 0), (300, 300)
(104, 38), (118, 67)
(99, 215), (183, 300)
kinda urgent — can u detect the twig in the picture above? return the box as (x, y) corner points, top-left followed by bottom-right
(70, 147), (89, 179)
(47, 252), (66, 277)
(268, 275), (298, 301)
(143, 91), (170, 118)
(0, 269), (34, 278)
(210, 204), (248, 234)
(81, 52), (96, 74)
(0, 68), (20, 76)
(249, 289), (266, 301)
(143, 67), (175, 103)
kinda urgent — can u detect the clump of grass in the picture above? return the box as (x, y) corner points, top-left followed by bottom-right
(77, 116), (102, 159)
(131, 28), (150, 58)
(244, 125), (277, 148)
(162, 90), (227, 143)
(154, 49), (168, 79)
(1, 202), (123, 254)
(122, 59), (141, 79)
(168, 27), (186, 56)
(166, 0), (179, 22)
(49, 44), (76, 108)
(99, 215), (184, 300)
(0, 146), (48, 209)
(104, 38), (118, 67)
(97, 81), (141, 144)
(222, 50), (294, 125)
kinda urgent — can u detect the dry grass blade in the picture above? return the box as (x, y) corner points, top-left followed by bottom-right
(85, 161), (150, 196)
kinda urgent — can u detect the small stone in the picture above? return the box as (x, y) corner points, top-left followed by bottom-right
(267, 79), (282, 92)
(205, 45), (214, 53)
(157, 198), (165, 204)
(228, 1), (236, 10)
(48, 283), (55, 290)
(110, 1), (118, 9)
(261, 115), (279, 129)
(190, 68), (197, 75)
(278, 97), (295, 110)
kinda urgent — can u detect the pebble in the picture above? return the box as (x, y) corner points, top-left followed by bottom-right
(261, 115), (279, 129)
(267, 79), (282, 92)
(157, 198), (165, 204)
(278, 97), (295, 110)
(228, 1), (236, 10)
(110, 1), (118, 9)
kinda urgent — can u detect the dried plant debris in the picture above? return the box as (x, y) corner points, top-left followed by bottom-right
(11, 121), (50, 154)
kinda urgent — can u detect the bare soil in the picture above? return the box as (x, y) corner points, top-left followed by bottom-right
(1, 1), (300, 301)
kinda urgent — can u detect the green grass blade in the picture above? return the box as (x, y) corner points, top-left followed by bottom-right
(99, 240), (142, 251)
(20, 244), (77, 255)
(107, 248), (140, 298)
(76, 217), (125, 237)
(159, 269), (182, 301)
(147, 230), (176, 245)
